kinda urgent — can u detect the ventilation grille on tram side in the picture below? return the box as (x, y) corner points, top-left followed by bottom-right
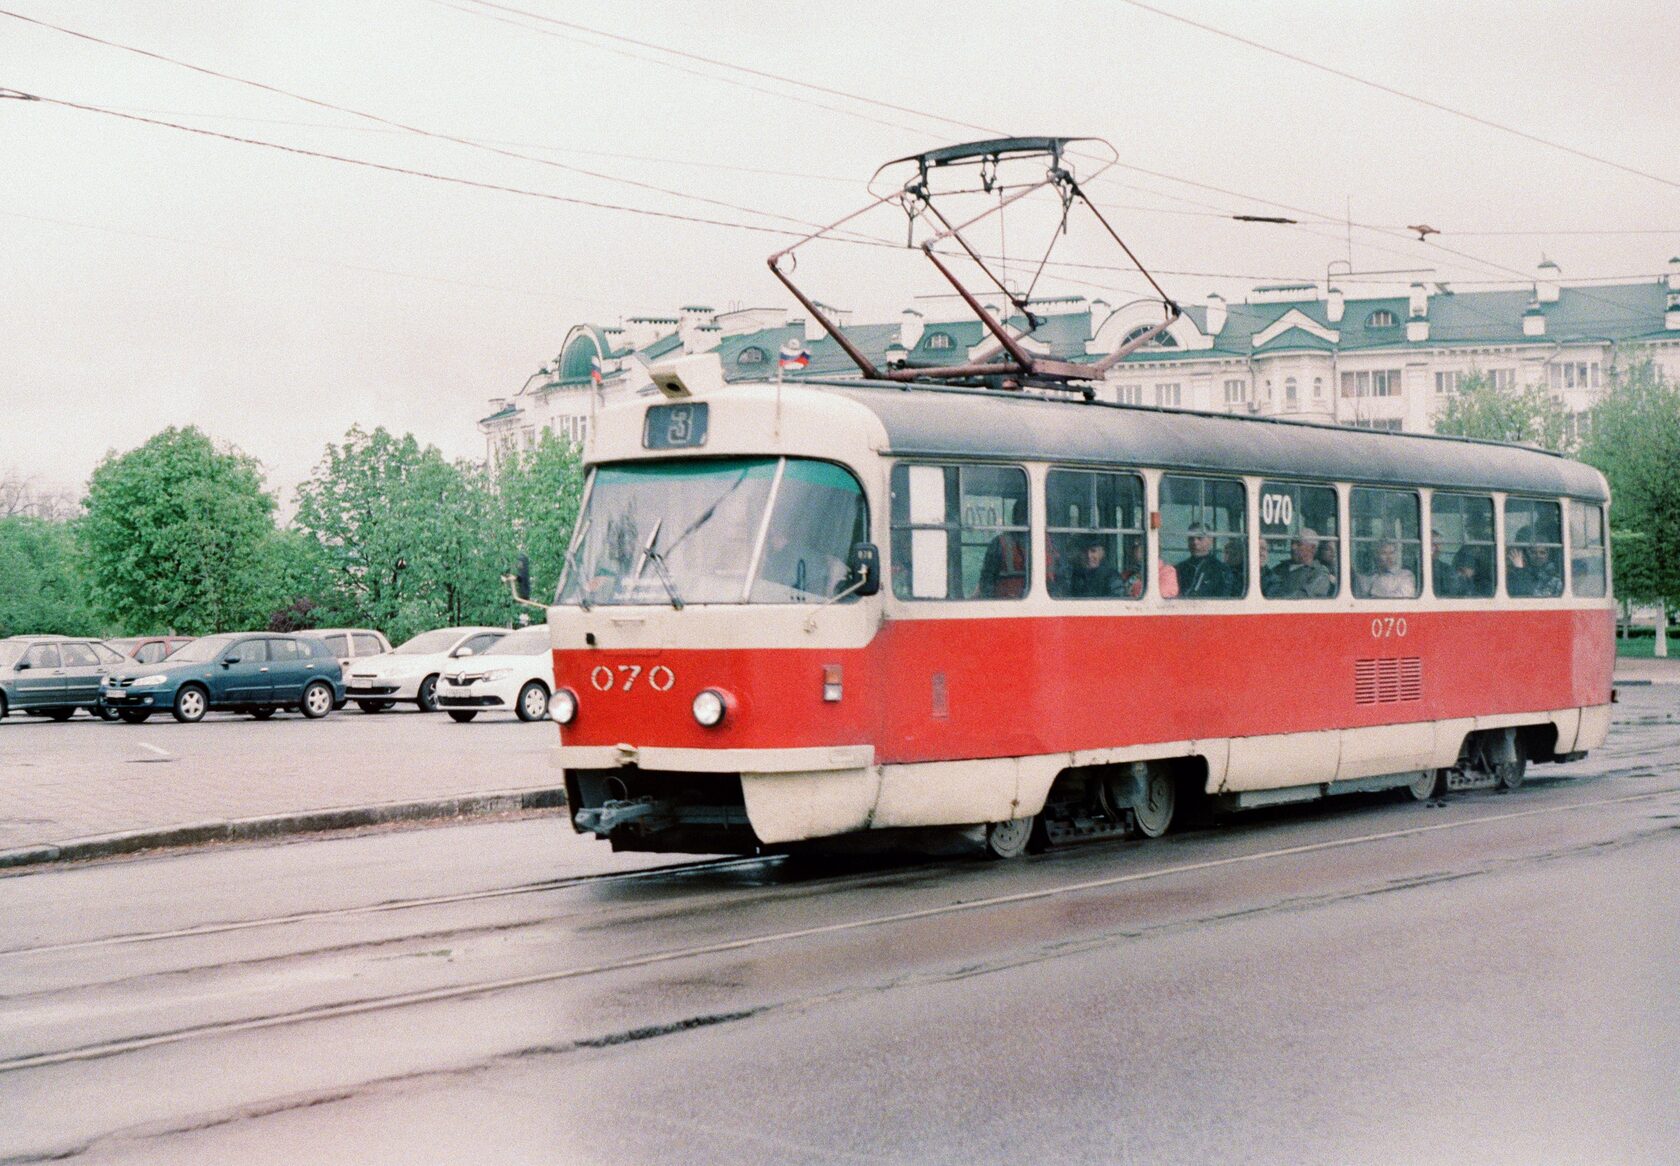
(1354, 657), (1423, 705)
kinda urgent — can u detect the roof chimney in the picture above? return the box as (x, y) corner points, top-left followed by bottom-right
(1406, 282), (1430, 341)
(1537, 258), (1561, 304)
(1205, 292), (1227, 335)
(1667, 256), (1680, 292)
(1523, 299), (1546, 337)
(1326, 286), (1344, 324)
(1666, 289), (1680, 331)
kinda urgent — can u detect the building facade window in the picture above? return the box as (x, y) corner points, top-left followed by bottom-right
(1349, 417), (1404, 432)
(925, 331), (955, 350)
(1490, 368), (1516, 391)
(1341, 368), (1403, 398)
(736, 346), (767, 366)
(1366, 309), (1399, 328)
(1117, 383), (1144, 405)
(1435, 370), (1462, 395)
(1223, 378), (1248, 405)
(1284, 377), (1298, 410)
(1549, 361), (1600, 391)
(1312, 377), (1324, 401)
(1155, 383), (1182, 407)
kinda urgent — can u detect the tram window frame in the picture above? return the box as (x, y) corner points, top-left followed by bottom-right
(1568, 499), (1607, 598)
(1159, 474), (1247, 600)
(889, 462), (1030, 601)
(1350, 487), (1423, 600)
(1504, 496), (1564, 598)
(1045, 468), (1147, 600)
(1258, 480), (1341, 600)
(1430, 492), (1496, 599)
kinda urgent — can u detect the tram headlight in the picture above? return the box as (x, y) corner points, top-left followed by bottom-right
(551, 687), (578, 726)
(691, 688), (727, 728)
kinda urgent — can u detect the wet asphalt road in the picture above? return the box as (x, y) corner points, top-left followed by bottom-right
(1, 688), (1676, 1164)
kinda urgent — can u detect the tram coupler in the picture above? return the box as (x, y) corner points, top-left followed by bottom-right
(574, 797), (675, 836)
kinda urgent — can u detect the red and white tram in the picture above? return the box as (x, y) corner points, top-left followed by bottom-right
(547, 370), (1613, 858)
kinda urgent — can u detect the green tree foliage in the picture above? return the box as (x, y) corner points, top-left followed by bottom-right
(1432, 371), (1570, 451)
(1580, 353), (1680, 606)
(0, 517), (101, 637)
(79, 427), (280, 634)
(294, 426), (523, 643)
(497, 431), (585, 602)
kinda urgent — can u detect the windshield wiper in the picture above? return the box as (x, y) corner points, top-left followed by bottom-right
(632, 520), (684, 610)
(559, 518), (593, 610)
(662, 467), (752, 559)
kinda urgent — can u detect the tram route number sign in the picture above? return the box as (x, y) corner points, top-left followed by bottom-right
(644, 402), (709, 450)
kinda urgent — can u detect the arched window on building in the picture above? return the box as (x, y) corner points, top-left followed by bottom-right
(1313, 377), (1324, 401)
(560, 334), (601, 382)
(925, 331), (955, 350)
(1122, 324), (1178, 349)
(1285, 377), (1299, 409)
(1366, 309), (1399, 329)
(737, 346), (767, 366)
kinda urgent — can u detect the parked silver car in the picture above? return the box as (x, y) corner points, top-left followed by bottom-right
(0, 636), (129, 721)
(301, 628), (392, 708)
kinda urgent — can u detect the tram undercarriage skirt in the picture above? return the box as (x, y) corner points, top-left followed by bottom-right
(566, 768), (758, 854)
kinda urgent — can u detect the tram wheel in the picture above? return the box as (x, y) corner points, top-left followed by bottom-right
(1406, 769), (1444, 802)
(1494, 750), (1527, 791)
(1129, 768), (1177, 838)
(983, 816), (1038, 860)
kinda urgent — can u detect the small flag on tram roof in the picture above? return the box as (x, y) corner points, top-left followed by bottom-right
(589, 354), (604, 385)
(779, 340), (810, 370)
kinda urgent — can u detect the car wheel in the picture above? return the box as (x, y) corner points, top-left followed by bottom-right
(447, 710), (478, 723)
(250, 707), (277, 720)
(300, 681), (334, 719)
(118, 710), (151, 724)
(172, 685), (208, 724)
(416, 674), (440, 713)
(356, 700), (393, 714)
(516, 681), (550, 722)
(45, 708), (75, 722)
(96, 704), (119, 721)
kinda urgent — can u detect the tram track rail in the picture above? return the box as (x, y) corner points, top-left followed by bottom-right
(4, 783), (1675, 1076)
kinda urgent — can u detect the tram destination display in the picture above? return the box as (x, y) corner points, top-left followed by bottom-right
(643, 402), (709, 450)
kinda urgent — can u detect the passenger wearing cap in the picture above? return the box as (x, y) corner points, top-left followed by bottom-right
(1267, 528), (1335, 598)
(1174, 522), (1234, 598)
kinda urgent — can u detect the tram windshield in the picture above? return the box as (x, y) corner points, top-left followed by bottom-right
(557, 457), (867, 606)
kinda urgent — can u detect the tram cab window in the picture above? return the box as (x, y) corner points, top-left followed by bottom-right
(1431, 493), (1495, 598)
(890, 463), (1029, 600)
(1160, 476), (1246, 599)
(1258, 481), (1340, 600)
(1046, 470), (1146, 599)
(749, 460), (868, 602)
(1504, 497), (1564, 598)
(1351, 488), (1422, 599)
(1568, 500), (1607, 598)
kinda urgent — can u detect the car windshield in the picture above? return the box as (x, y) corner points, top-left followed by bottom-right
(489, 626), (550, 656)
(393, 629), (465, 655)
(557, 457), (866, 606)
(169, 634), (236, 663)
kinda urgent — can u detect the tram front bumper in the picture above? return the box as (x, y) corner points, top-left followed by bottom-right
(557, 744), (878, 845)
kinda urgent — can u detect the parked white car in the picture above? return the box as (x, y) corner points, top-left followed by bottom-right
(435, 624), (555, 722)
(343, 626), (508, 713)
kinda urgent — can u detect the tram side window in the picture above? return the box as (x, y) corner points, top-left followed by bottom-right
(1258, 481), (1340, 599)
(1350, 487), (1422, 599)
(1159, 475), (1246, 599)
(1046, 469), (1146, 599)
(1505, 497), (1564, 598)
(1569, 500), (1607, 598)
(889, 463), (1029, 600)
(1431, 493), (1495, 598)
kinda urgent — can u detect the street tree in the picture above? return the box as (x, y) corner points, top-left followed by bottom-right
(497, 431), (585, 602)
(0, 516), (100, 637)
(79, 427), (279, 634)
(1432, 371), (1570, 451)
(1581, 352), (1680, 609)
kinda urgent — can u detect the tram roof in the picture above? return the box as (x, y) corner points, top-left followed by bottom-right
(814, 380), (1608, 501)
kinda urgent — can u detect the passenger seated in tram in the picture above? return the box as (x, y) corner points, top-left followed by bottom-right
(1068, 536), (1125, 597)
(1430, 531), (1453, 597)
(1355, 538), (1417, 598)
(1221, 538), (1247, 596)
(1174, 524), (1234, 598)
(1265, 529), (1336, 598)
(1446, 545), (1492, 597)
(1506, 544), (1533, 597)
(1526, 542), (1563, 597)
(977, 500), (1029, 598)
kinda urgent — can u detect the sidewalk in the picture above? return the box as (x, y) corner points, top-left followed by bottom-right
(0, 713), (567, 870)
(1613, 655), (1680, 686)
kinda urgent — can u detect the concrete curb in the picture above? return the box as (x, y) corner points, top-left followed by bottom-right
(0, 786), (568, 871)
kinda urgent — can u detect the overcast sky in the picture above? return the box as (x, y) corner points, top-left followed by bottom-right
(4, 1), (1677, 506)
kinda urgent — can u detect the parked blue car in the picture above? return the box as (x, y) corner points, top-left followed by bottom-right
(100, 632), (344, 723)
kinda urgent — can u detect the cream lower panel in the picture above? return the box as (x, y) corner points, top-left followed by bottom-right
(1548, 708), (1583, 754)
(1428, 719), (1477, 768)
(739, 768), (882, 844)
(1471, 708), (1578, 754)
(1337, 721), (1438, 782)
(551, 743), (874, 773)
(1575, 704), (1612, 751)
(871, 756), (1050, 829)
(1222, 730), (1341, 793)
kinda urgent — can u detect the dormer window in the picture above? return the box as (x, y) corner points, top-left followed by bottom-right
(925, 331), (955, 350)
(1122, 324), (1177, 348)
(737, 346), (767, 366)
(1366, 309), (1399, 328)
